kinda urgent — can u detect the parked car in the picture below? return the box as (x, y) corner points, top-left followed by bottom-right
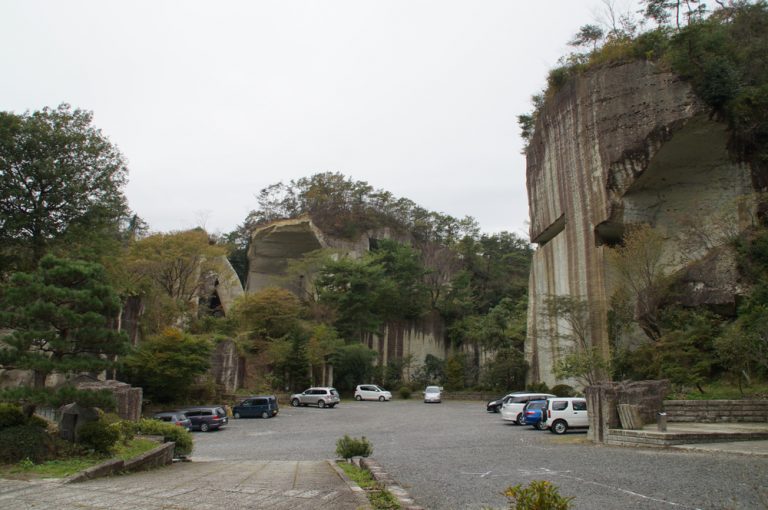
(521, 399), (548, 430)
(486, 392), (526, 413)
(180, 406), (228, 432)
(152, 411), (191, 431)
(501, 393), (556, 425)
(354, 385), (392, 401)
(290, 387), (340, 408)
(423, 386), (442, 403)
(232, 395), (279, 419)
(541, 397), (589, 434)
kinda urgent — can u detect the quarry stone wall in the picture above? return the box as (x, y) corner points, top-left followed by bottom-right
(525, 61), (756, 387)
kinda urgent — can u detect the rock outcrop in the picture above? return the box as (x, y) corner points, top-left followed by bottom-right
(246, 218), (448, 372)
(525, 61), (756, 386)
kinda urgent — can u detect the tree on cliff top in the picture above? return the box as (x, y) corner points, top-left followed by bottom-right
(0, 104), (129, 273)
(0, 255), (129, 390)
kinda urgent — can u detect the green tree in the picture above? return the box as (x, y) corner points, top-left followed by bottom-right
(316, 257), (390, 340)
(330, 344), (377, 392)
(569, 24), (605, 51)
(0, 104), (129, 272)
(229, 287), (303, 340)
(544, 295), (611, 386)
(608, 224), (672, 341)
(122, 328), (212, 403)
(0, 255), (129, 389)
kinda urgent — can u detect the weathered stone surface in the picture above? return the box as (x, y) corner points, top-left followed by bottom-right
(525, 61), (756, 386)
(209, 340), (241, 393)
(586, 379), (669, 443)
(664, 399), (768, 423)
(247, 218), (451, 375)
(199, 255), (244, 316)
(73, 378), (143, 421)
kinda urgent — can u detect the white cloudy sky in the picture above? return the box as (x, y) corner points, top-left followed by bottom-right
(1, 1), (635, 238)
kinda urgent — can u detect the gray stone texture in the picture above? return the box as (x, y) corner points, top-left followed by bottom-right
(586, 379), (670, 442)
(525, 60), (756, 386)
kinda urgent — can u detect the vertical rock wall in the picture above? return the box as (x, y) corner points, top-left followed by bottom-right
(525, 61), (755, 387)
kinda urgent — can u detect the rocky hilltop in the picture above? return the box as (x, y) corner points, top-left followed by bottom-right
(525, 60), (756, 386)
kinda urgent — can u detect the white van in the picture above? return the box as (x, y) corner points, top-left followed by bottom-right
(354, 384), (392, 401)
(501, 393), (556, 424)
(541, 397), (589, 434)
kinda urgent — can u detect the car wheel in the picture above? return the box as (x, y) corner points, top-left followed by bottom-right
(318, 400), (326, 408)
(329, 403), (337, 408)
(514, 413), (523, 425)
(200, 422), (210, 432)
(291, 398), (300, 407)
(355, 395), (362, 401)
(261, 411), (269, 419)
(379, 396), (385, 402)
(233, 412), (241, 419)
(551, 420), (568, 435)
(537, 420), (548, 431)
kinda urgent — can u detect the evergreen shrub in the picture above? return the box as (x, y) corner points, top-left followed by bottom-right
(133, 418), (193, 457)
(0, 425), (55, 463)
(335, 434), (373, 460)
(78, 420), (120, 455)
(0, 403), (26, 429)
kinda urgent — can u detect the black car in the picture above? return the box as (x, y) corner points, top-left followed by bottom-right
(180, 406), (228, 432)
(232, 395), (279, 419)
(487, 392), (526, 413)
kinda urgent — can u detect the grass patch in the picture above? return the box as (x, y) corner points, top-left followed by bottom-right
(337, 461), (401, 509)
(669, 380), (768, 400)
(0, 438), (160, 479)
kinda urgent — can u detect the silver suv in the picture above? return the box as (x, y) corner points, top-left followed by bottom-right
(290, 387), (340, 408)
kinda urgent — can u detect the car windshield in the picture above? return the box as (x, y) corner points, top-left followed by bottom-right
(426, 386), (440, 392)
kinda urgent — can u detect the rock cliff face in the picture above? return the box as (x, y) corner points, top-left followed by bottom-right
(525, 61), (756, 386)
(247, 218), (449, 372)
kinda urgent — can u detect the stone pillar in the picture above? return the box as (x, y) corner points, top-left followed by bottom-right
(586, 380), (670, 443)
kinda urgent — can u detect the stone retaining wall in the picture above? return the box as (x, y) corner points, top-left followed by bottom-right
(664, 400), (768, 423)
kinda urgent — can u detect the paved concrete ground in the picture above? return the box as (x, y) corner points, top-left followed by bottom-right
(0, 460), (370, 509)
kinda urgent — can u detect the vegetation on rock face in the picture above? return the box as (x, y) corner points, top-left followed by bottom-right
(519, 0), (768, 178)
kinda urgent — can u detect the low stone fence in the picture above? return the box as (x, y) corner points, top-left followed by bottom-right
(664, 400), (768, 423)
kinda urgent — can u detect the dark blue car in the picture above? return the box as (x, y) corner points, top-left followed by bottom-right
(523, 400), (548, 430)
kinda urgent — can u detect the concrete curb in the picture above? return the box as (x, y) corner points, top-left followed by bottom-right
(327, 459), (374, 510)
(64, 442), (175, 484)
(359, 457), (424, 510)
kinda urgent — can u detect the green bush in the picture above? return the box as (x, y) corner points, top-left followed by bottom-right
(0, 425), (56, 463)
(0, 403), (26, 429)
(526, 382), (550, 393)
(133, 418), (193, 457)
(78, 420), (120, 455)
(398, 386), (412, 399)
(504, 480), (574, 510)
(550, 385), (576, 397)
(335, 434), (373, 460)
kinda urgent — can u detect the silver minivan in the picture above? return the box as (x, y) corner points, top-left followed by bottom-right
(290, 387), (340, 408)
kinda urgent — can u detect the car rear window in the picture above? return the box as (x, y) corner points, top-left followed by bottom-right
(573, 400), (587, 411)
(330, 389), (339, 396)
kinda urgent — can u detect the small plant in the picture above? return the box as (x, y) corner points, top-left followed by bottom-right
(504, 480), (574, 510)
(77, 420), (120, 455)
(336, 434), (373, 461)
(398, 386), (412, 399)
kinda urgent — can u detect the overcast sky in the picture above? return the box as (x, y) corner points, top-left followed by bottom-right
(1, 1), (635, 238)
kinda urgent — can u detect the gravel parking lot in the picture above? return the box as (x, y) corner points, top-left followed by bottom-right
(192, 399), (767, 509)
